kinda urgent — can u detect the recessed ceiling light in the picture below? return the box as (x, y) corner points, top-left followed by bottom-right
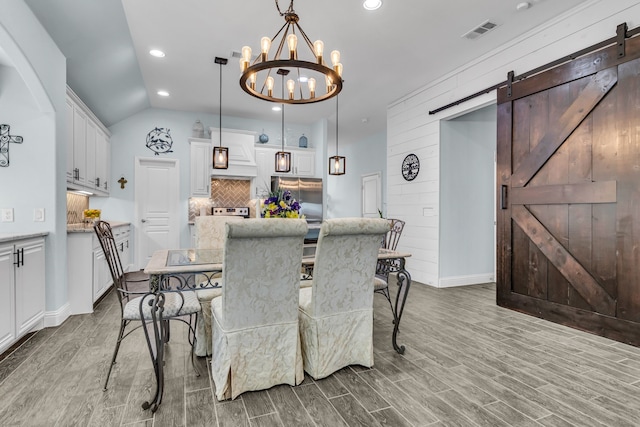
(272, 106), (281, 111)
(157, 90), (170, 97)
(149, 49), (165, 58)
(363, 0), (382, 11)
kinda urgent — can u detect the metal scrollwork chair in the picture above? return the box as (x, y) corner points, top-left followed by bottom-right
(94, 221), (201, 400)
(373, 219), (407, 353)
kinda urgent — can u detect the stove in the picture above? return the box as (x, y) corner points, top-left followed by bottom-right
(211, 207), (251, 218)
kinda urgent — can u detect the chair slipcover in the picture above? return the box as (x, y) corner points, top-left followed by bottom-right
(211, 218), (308, 400)
(298, 218), (390, 380)
(193, 215), (244, 356)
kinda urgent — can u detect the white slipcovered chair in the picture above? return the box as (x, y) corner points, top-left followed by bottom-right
(211, 218), (308, 400)
(298, 218), (390, 380)
(193, 215), (244, 357)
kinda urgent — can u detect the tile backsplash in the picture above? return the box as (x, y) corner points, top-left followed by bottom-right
(66, 192), (89, 224)
(188, 178), (257, 222)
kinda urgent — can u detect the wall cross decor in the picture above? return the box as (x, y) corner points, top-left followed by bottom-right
(0, 124), (23, 167)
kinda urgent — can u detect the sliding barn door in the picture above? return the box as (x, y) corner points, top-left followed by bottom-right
(497, 35), (640, 345)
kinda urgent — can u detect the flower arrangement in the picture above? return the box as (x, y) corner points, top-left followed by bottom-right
(83, 209), (101, 219)
(261, 189), (303, 219)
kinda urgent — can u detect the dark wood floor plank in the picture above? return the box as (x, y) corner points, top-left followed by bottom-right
(370, 407), (413, 427)
(87, 404), (125, 427)
(294, 384), (348, 427)
(333, 367), (389, 412)
(313, 374), (348, 398)
(185, 388), (216, 427)
(329, 394), (383, 427)
(249, 413), (284, 427)
(437, 389), (510, 427)
(242, 389), (276, 419)
(358, 369), (439, 425)
(217, 399), (250, 427)
(267, 384), (314, 427)
(483, 401), (542, 427)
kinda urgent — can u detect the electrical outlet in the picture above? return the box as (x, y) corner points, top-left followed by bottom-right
(1, 208), (14, 222)
(34, 208), (45, 222)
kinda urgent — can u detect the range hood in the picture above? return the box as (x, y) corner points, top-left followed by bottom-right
(210, 128), (257, 178)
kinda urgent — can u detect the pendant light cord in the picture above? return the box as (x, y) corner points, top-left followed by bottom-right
(336, 95), (339, 155)
(281, 74), (285, 151)
(219, 62), (222, 148)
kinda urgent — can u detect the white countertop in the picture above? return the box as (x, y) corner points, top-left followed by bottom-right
(0, 232), (49, 243)
(67, 221), (130, 233)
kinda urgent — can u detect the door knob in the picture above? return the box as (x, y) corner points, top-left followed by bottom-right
(141, 219), (147, 223)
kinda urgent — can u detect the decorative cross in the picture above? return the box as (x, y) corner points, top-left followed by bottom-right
(0, 124), (23, 167)
(118, 176), (128, 189)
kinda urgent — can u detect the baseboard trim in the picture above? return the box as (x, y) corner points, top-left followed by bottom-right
(44, 302), (71, 327)
(438, 273), (495, 288)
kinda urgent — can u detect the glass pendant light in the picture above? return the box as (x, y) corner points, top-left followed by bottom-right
(213, 57), (229, 169)
(275, 69), (291, 173)
(329, 95), (345, 175)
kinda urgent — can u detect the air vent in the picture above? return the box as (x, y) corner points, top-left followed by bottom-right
(462, 20), (498, 40)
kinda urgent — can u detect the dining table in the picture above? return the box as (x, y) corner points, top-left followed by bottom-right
(141, 246), (412, 411)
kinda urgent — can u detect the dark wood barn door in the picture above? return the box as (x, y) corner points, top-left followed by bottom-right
(497, 36), (640, 345)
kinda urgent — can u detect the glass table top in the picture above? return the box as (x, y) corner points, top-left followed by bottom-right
(166, 249), (223, 266)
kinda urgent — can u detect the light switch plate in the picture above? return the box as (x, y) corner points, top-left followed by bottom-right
(34, 208), (45, 222)
(1, 208), (14, 222)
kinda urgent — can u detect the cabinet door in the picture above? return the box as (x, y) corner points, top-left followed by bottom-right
(72, 107), (87, 186)
(0, 244), (16, 353)
(85, 119), (97, 188)
(95, 129), (110, 194)
(14, 239), (45, 337)
(65, 98), (74, 182)
(190, 140), (212, 196)
(93, 248), (112, 301)
(294, 151), (315, 176)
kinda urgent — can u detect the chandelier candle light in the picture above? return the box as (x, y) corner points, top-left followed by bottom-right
(213, 57), (229, 169)
(239, 0), (343, 104)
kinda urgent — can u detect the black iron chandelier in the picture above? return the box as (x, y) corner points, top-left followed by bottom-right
(239, 0), (343, 104)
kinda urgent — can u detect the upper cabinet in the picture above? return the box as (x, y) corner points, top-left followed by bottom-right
(190, 138), (212, 197)
(253, 145), (316, 198)
(66, 87), (111, 196)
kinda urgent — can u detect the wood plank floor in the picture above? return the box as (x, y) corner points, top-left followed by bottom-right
(2, 281), (640, 426)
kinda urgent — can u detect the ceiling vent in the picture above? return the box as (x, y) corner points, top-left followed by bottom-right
(462, 20), (498, 40)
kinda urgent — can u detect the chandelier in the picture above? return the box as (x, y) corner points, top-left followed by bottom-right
(239, 0), (343, 104)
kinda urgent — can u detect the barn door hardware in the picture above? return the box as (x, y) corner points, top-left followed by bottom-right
(429, 22), (640, 115)
(500, 185), (508, 210)
(617, 23), (628, 58)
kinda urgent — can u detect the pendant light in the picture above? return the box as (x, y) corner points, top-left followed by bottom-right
(275, 68), (292, 173)
(213, 57), (229, 169)
(329, 96), (345, 175)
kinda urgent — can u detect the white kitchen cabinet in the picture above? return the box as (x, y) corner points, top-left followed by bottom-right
(68, 224), (131, 314)
(190, 138), (212, 196)
(66, 87), (111, 195)
(85, 119), (97, 189)
(95, 128), (110, 193)
(72, 106), (87, 186)
(0, 237), (46, 355)
(254, 146), (317, 197)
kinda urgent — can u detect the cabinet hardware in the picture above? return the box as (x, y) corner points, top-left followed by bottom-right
(13, 248), (24, 267)
(119, 242), (124, 251)
(95, 177), (100, 188)
(74, 168), (79, 180)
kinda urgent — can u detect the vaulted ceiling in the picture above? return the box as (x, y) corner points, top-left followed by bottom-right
(25, 0), (588, 140)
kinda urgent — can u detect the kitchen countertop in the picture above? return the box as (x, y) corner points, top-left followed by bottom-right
(67, 221), (130, 233)
(0, 232), (49, 243)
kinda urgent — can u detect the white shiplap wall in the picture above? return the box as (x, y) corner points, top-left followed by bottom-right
(387, 0), (640, 287)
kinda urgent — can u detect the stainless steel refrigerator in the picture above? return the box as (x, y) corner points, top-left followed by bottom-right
(271, 176), (322, 243)
(271, 176), (323, 224)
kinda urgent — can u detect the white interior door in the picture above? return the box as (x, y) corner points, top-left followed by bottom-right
(362, 172), (381, 218)
(135, 157), (180, 269)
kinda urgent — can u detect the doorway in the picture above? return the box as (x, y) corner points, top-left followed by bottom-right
(134, 157), (180, 269)
(362, 172), (381, 218)
(439, 105), (496, 287)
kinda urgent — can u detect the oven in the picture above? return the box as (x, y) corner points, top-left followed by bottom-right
(211, 207), (251, 218)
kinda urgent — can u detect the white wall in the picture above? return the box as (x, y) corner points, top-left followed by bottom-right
(440, 106), (496, 287)
(0, 0), (67, 318)
(387, 0), (640, 286)
(325, 131), (387, 219)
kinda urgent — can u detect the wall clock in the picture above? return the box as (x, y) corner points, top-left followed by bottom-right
(401, 154), (420, 181)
